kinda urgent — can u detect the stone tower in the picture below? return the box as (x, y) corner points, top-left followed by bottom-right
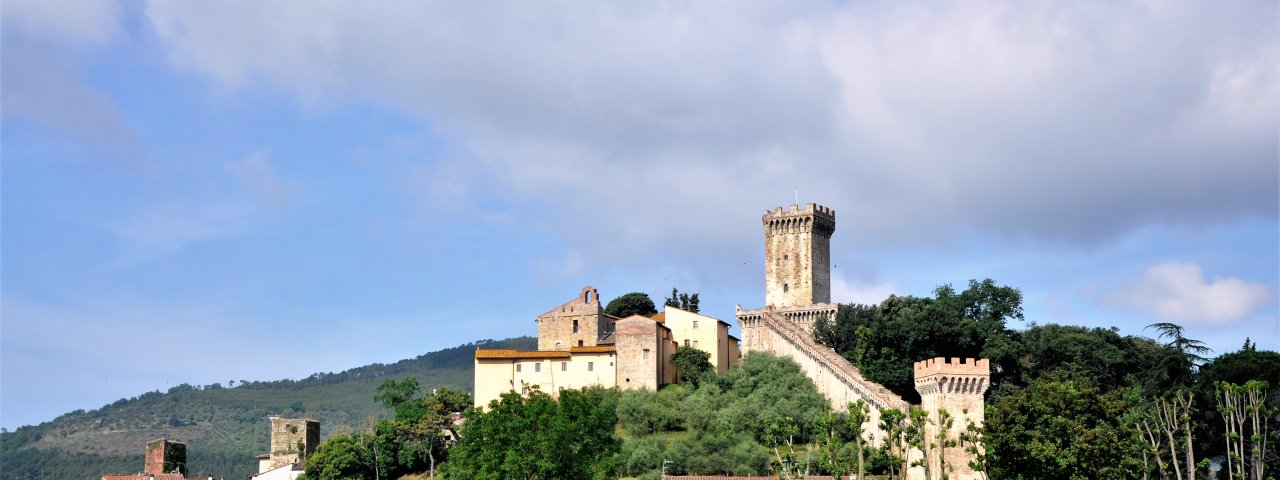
(763, 203), (835, 308)
(144, 438), (187, 476)
(914, 357), (990, 480)
(268, 416), (320, 469)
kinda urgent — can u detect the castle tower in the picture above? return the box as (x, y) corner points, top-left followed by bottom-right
(763, 203), (835, 308)
(268, 416), (320, 469)
(144, 438), (187, 476)
(536, 286), (608, 351)
(914, 357), (990, 480)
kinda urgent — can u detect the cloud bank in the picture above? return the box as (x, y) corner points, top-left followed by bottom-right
(1103, 261), (1275, 326)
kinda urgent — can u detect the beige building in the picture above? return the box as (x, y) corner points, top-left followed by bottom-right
(474, 287), (738, 408)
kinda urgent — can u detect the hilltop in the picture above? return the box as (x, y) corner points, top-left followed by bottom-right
(0, 337), (535, 480)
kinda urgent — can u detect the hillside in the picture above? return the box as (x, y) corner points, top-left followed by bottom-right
(0, 337), (535, 480)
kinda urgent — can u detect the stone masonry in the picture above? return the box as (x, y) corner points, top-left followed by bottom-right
(268, 417), (319, 469)
(915, 357), (990, 480)
(145, 438), (187, 476)
(537, 286), (611, 350)
(741, 203), (987, 480)
(764, 204), (834, 308)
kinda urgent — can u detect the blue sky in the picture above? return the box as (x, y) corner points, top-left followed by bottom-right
(2, 1), (1276, 430)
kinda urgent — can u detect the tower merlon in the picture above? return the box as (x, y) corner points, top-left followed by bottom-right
(913, 357), (990, 379)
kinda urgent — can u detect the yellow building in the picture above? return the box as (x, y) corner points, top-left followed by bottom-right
(473, 287), (738, 408)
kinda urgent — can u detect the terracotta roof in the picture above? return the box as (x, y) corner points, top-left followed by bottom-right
(570, 345), (616, 353)
(475, 349), (572, 359)
(651, 311), (666, 322)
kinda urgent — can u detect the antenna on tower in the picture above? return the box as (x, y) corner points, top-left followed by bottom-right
(794, 187), (798, 205)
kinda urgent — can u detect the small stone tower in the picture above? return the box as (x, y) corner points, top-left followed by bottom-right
(763, 203), (835, 308)
(144, 438), (187, 476)
(914, 357), (990, 480)
(268, 416), (320, 469)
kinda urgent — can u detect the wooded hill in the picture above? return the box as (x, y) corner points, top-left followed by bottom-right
(0, 337), (535, 480)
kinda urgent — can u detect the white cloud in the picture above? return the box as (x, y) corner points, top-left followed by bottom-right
(831, 274), (897, 306)
(139, 1), (1277, 269)
(1103, 261), (1275, 325)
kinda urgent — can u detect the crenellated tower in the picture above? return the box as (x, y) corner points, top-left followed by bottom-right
(914, 357), (990, 480)
(763, 203), (835, 308)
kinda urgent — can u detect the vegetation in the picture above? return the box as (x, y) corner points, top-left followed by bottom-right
(445, 386), (621, 479)
(670, 346), (714, 386)
(664, 287), (700, 313)
(0, 337), (534, 480)
(605, 292), (658, 318)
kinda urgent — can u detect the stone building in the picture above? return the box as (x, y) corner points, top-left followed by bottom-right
(738, 203), (989, 480)
(472, 202), (988, 480)
(101, 438), (212, 480)
(250, 416), (319, 480)
(474, 288), (739, 408)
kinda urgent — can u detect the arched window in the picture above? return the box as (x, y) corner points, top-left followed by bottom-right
(585, 291), (593, 303)
(784, 283), (790, 292)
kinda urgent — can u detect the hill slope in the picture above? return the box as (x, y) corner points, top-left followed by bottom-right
(1, 337), (535, 480)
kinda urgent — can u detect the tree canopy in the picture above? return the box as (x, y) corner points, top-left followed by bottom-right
(671, 346), (714, 386)
(605, 292), (658, 318)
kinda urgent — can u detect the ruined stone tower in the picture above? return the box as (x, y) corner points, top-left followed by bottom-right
(763, 203), (835, 309)
(914, 357), (990, 480)
(144, 438), (187, 476)
(268, 416), (320, 469)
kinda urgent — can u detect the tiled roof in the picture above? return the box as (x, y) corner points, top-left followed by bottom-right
(475, 349), (572, 359)
(651, 311), (666, 322)
(569, 345), (616, 353)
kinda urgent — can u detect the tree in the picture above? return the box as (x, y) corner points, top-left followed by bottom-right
(445, 386), (620, 480)
(1216, 380), (1273, 480)
(1146, 322), (1213, 389)
(300, 434), (375, 480)
(985, 375), (1144, 479)
(671, 346), (714, 386)
(664, 288), (701, 313)
(846, 400), (871, 480)
(606, 292), (658, 318)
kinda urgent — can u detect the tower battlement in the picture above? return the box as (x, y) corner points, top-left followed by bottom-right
(763, 203), (835, 239)
(913, 357), (989, 379)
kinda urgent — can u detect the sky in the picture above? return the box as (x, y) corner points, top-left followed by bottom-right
(2, 0), (1276, 431)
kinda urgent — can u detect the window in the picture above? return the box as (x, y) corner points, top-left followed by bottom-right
(693, 340), (699, 348)
(784, 254), (789, 260)
(522, 386), (529, 395)
(561, 362), (567, 371)
(783, 283), (790, 292)
(578, 340), (584, 347)
(588, 362), (594, 372)
(535, 363), (541, 373)
(516, 364), (522, 372)
(642, 349), (650, 360)
(572, 319), (579, 333)
(684, 339), (690, 347)
(693, 320), (699, 329)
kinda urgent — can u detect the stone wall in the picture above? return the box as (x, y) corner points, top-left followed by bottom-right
(268, 417), (319, 469)
(763, 204), (835, 308)
(737, 306), (908, 446)
(615, 314), (665, 391)
(537, 286), (606, 350)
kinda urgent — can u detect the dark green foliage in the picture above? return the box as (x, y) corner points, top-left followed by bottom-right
(0, 337), (534, 480)
(605, 292), (659, 318)
(671, 346), (714, 386)
(813, 279), (1024, 403)
(445, 386), (621, 480)
(299, 434), (375, 480)
(984, 375), (1145, 479)
(665, 287), (701, 313)
(1194, 345), (1280, 473)
(616, 352), (831, 477)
